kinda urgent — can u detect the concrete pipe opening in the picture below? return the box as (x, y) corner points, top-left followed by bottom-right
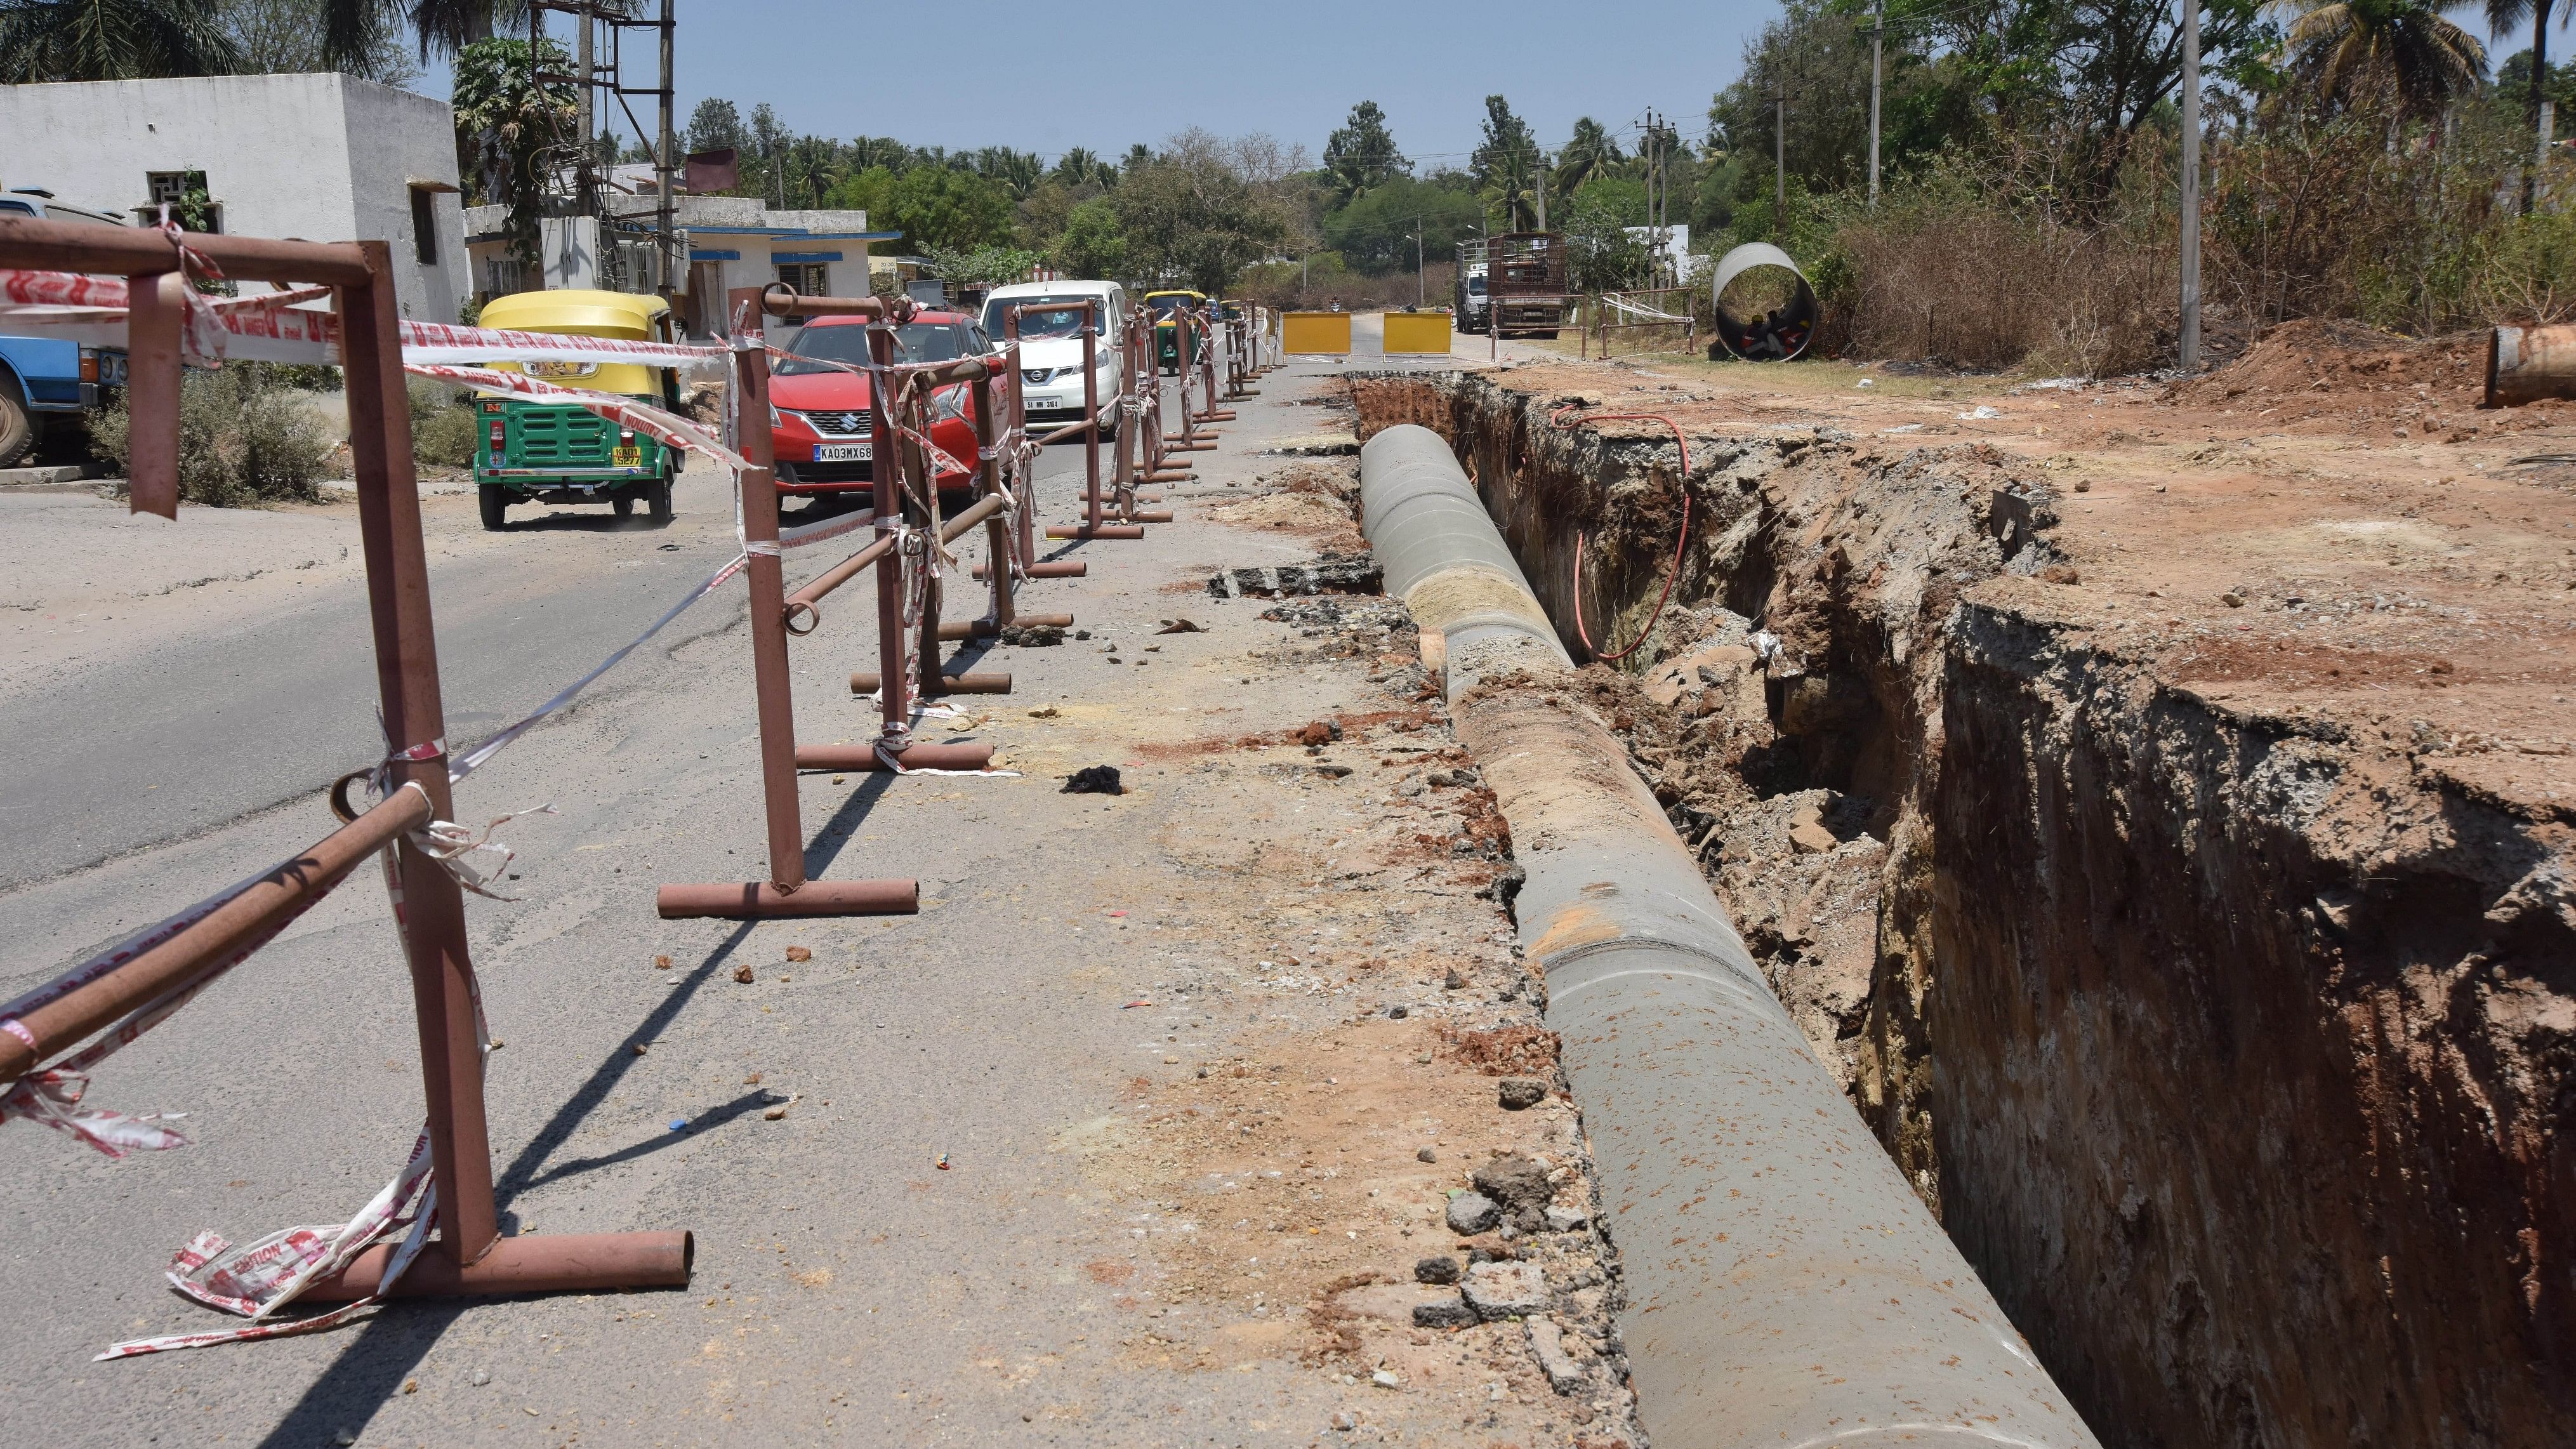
(1710, 242), (1817, 362)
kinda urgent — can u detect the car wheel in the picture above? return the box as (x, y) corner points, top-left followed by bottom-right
(479, 484), (510, 531)
(647, 472), (674, 523)
(613, 490), (635, 519)
(0, 388), (35, 470)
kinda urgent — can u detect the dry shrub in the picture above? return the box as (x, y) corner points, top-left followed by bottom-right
(1830, 161), (2172, 375)
(89, 362), (341, 506)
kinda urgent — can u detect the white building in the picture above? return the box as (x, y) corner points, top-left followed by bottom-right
(463, 195), (897, 343)
(0, 73), (470, 322)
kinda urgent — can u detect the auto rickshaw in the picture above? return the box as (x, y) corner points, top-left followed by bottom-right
(1143, 289), (1210, 374)
(471, 289), (686, 531)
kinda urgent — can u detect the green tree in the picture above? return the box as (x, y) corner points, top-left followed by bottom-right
(222, 0), (413, 81)
(686, 97), (746, 156)
(1052, 195), (1128, 279)
(1554, 116), (1625, 193)
(1561, 187), (1653, 294)
(1323, 99), (1409, 204)
(1321, 175), (1483, 274)
(1469, 95), (1543, 227)
(829, 164), (1014, 254)
(921, 242), (1043, 287)
(0, 0), (242, 80)
(974, 147), (1045, 200)
(450, 35), (574, 274)
(1052, 146), (1117, 189)
(1114, 131), (1295, 293)
(2287, 0), (2487, 118)
(2488, 1), (2574, 147)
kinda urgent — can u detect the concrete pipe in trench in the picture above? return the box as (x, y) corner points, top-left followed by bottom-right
(1710, 242), (1818, 362)
(1359, 423), (2100, 1449)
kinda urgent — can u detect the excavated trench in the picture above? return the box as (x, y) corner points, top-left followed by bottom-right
(1351, 371), (2576, 1448)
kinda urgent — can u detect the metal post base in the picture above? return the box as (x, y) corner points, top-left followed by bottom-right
(303, 1231), (694, 1301)
(656, 880), (920, 920)
(935, 613), (1071, 640)
(848, 671), (1012, 695)
(794, 741), (995, 771)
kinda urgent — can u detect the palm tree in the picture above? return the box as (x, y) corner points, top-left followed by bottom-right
(1554, 116), (1625, 194)
(2283, 0), (2487, 119)
(1479, 145), (1544, 231)
(0, 0), (241, 81)
(1052, 146), (1115, 189)
(2487, 0), (2573, 207)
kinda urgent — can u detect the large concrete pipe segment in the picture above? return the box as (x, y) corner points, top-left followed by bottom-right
(1360, 423), (2099, 1449)
(1710, 241), (1818, 362)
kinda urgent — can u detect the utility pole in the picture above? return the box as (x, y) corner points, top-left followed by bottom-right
(1415, 216), (1425, 310)
(574, 4), (595, 221)
(1773, 81), (1787, 239)
(1535, 159), (1548, 231)
(2179, 0), (2201, 370)
(1868, 0), (1883, 208)
(653, 0), (675, 301)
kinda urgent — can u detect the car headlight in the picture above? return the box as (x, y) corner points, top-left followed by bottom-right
(769, 404), (784, 428)
(932, 387), (967, 423)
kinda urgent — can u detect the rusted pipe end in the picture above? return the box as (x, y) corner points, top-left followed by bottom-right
(792, 741), (994, 772)
(654, 880), (918, 920)
(303, 1231), (694, 1300)
(783, 600), (821, 636)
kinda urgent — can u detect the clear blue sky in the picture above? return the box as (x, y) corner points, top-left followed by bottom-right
(426, 0), (2525, 165)
(437, 0), (1776, 166)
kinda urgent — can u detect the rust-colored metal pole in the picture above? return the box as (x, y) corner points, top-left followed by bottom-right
(970, 358), (1013, 630)
(303, 1231), (694, 1302)
(1200, 307), (1219, 418)
(1081, 317), (1103, 533)
(126, 271), (183, 520)
(338, 241), (497, 1269)
(868, 326), (912, 744)
(0, 786), (432, 1085)
(0, 215), (374, 285)
(904, 384), (942, 705)
(1113, 321), (1137, 512)
(729, 340), (809, 892)
(1005, 314), (1036, 573)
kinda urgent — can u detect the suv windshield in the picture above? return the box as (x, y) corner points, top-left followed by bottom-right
(982, 297), (1103, 338)
(775, 320), (981, 374)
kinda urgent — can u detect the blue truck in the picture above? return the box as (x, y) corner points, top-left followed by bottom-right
(0, 189), (132, 468)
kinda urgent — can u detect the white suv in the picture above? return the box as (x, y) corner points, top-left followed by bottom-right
(979, 280), (1126, 439)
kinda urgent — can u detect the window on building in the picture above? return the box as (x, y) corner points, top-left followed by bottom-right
(409, 187), (438, 265)
(142, 171), (220, 232)
(776, 262), (828, 298)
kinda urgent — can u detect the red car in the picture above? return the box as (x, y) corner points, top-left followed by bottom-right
(769, 310), (996, 500)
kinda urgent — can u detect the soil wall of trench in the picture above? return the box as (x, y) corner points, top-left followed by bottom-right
(1350, 371), (2576, 1447)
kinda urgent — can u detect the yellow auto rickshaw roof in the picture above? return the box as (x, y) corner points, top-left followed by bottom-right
(1144, 290), (1208, 303)
(477, 289), (670, 339)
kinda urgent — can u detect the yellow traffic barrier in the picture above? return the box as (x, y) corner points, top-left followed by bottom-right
(1382, 310), (1451, 355)
(1282, 310), (1352, 355)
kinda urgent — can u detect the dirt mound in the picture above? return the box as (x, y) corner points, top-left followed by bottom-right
(2176, 317), (2484, 405)
(1350, 376), (1456, 444)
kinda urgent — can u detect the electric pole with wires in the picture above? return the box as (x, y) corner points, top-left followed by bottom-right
(1868, 0), (1883, 208)
(2179, 0), (2202, 369)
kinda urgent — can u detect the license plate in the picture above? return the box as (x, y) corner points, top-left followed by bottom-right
(814, 442), (871, 461)
(612, 445), (642, 466)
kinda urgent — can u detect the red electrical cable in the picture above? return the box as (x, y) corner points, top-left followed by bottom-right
(1551, 405), (1695, 663)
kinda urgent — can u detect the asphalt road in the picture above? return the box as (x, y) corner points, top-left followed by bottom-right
(0, 362), (1574, 1447)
